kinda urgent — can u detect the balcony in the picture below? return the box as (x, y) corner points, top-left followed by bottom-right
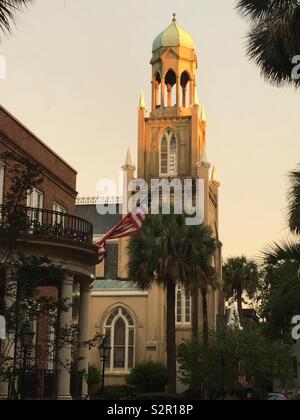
(0, 205), (93, 244)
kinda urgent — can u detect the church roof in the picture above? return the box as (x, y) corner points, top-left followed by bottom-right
(75, 204), (122, 235)
(92, 279), (143, 291)
(152, 16), (195, 52)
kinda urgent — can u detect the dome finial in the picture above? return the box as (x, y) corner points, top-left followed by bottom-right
(172, 12), (176, 22)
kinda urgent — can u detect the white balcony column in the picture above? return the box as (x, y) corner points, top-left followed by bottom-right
(0, 267), (17, 400)
(56, 273), (74, 401)
(77, 280), (91, 399)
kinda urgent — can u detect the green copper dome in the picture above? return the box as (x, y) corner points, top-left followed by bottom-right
(152, 16), (195, 52)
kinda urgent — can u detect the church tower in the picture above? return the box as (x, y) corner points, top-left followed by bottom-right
(136, 15), (224, 336)
(138, 14), (212, 222)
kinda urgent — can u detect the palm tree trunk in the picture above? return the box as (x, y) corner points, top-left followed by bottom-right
(201, 289), (209, 356)
(192, 287), (199, 339)
(166, 280), (177, 394)
(237, 292), (244, 326)
(201, 288), (209, 400)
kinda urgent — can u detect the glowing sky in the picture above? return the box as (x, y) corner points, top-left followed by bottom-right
(0, 0), (299, 258)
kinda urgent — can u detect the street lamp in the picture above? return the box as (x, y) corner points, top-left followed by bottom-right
(98, 335), (111, 393)
(20, 322), (35, 400)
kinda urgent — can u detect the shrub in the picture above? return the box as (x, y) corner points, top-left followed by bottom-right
(180, 388), (203, 400)
(91, 385), (136, 400)
(135, 393), (181, 401)
(216, 395), (240, 401)
(126, 361), (167, 394)
(87, 365), (101, 385)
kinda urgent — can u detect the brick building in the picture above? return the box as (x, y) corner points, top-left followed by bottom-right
(0, 104), (97, 400)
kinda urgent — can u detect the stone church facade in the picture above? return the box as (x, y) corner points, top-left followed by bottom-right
(76, 16), (225, 389)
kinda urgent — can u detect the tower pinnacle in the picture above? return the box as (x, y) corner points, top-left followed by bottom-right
(211, 165), (220, 186)
(138, 91), (146, 110)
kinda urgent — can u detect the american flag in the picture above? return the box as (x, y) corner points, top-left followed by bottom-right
(95, 195), (150, 264)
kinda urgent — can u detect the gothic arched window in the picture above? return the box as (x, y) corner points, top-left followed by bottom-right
(160, 129), (178, 176)
(104, 307), (135, 371)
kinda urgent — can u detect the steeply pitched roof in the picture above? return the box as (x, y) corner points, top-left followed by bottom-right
(75, 204), (122, 235)
(92, 279), (143, 291)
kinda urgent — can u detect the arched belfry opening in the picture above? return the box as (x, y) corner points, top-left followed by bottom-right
(180, 71), (191, 107)
(165, 69), (177, 107)
(153, 72), (161, 108)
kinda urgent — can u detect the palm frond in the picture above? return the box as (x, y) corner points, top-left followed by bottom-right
(236, 0), (300, 87)
(0, 0), (32, 34)
(288, 165), (300, 234)
(223, 256), (261, 300)
(128, 214), (217, 292)
(262, 240), (300, 266)
(236, 0), (298, 21)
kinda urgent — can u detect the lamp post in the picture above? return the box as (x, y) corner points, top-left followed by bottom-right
(98, 335), (110, 393)
(20, 322), (34, 400)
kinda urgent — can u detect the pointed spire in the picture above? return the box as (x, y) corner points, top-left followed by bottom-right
(126, 148), (133, 167)
(201, 143), (208, 164)
(211, 165), (217, 182)
(122, 148), (136, 172)
(201, 105), (208, 126)
(211, 165), (220, 186)
(138, 91), (146, 110)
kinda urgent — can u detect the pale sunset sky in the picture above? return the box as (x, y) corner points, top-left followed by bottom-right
(0, 0), (299, 259)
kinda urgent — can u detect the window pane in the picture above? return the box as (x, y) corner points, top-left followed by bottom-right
(128, 347), (134, 370)
(104, 328), (111, 368)
(161, 137), (168, 174)
(169, 136), (177, 175)
(170, 136), (176, 151)
(185, 293), (191, 323)
(114, 318), (125, 346)
(129, 329), (134, 346)
(161, 137), (168, 152)
(177, 290), (182, 323)
(106, 309), (119, 326)
(114, 347), (125, 369)
(122, 309), (134, 326)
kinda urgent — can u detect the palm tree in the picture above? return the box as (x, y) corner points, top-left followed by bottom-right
(263, 241), (300, 266)
(236, 0), (300, 87)
(288, 166), (300, 234)
(128, 213), (216, 394)
(223, 256), (260, 324)
(0, 0), (32, 34)
(262, 241), (300, 338)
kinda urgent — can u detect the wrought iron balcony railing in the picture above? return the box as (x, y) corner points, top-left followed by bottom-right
(0, 206), (93, 244)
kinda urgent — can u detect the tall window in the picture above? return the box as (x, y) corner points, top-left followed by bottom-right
(27, 188), (44, 209)
(160, 129), (177, 176)
(104, 307), (135, 371)
(0, 161), (4, 207)
(176, 285), (192, 324)
(53, 202), (67, 226)
(27, 188), (44, 223)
